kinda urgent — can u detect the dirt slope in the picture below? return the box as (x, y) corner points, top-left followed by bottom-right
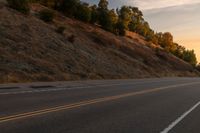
(0, 4), (198, 83)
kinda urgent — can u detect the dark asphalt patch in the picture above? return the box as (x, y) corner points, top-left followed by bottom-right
(30, 85), (55, 89)
(0, 87), (20, 90)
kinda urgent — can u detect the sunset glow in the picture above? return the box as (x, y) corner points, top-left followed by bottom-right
(82, 0), (200, 62)
(144, 2), (200, 62)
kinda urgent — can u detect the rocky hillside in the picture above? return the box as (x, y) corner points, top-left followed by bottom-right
(0, 3), (198, 83)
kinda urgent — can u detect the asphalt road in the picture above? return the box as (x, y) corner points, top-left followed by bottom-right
(0, 78), (200, 133)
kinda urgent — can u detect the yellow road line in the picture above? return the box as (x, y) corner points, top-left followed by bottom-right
(0, 81), (199, 123)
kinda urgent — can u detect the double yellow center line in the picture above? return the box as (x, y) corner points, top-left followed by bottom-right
(0, 81), (199, 123)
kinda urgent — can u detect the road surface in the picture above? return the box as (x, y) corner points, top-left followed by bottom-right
(0, 78), (200, 133)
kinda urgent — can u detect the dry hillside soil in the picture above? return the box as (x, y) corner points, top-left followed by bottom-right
(0, 3), (199, 83)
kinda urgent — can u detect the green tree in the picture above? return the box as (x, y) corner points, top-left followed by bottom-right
(97, 0), (108, 28)
(117, 6), (132, 30)
(172, 43), (185, 58)
(159, 32), (174, 52)
(131, 7), (143, 21)
(107, 9), (118, 32)
(146, 30), (158, 44)
(98, 0), (108, 10)
(97, 0), (117, 32)
(109, 9), (118, 25)
(75, 3), (91, 22)
(56, 0), (80, 17)
(136, 21), (150, 36)
(128, 7), (144, 33)
(115, 21), (126, 35)
(90, 5), (98, 24)
(115, 6), (132, 35)
(182, 50), (197, 66)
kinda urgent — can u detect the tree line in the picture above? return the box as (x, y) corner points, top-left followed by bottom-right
(7, 0), (198, 66)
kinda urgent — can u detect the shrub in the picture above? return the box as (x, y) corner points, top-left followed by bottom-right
(196, 64), (200, 72)
(55, 0), (80, 17)
(39, 9), (54, 22)
(115, 21), (126, 36)
(7, 0), (30, 14)
(68, 35), (75, 43)
(56, 26), (66, 34)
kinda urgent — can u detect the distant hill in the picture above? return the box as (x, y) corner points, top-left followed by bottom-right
(0, 3), (199, 83)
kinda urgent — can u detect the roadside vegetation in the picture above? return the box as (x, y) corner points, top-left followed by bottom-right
(39, 9), (54, 22)
(1, 0), (199, 83)
(7, 0), (30, 13)
(6, 0), (197, 66)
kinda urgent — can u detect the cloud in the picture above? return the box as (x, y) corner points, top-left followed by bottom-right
(133, 0), (200, 10)
(143, 3), (200, 62)
(81, 0), (200, 10)
(143, 3), (200, 33)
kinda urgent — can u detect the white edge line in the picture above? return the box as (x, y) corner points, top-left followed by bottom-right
(160, 101), (200, 133)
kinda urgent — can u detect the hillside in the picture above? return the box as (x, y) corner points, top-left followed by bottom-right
(0, 3), (199, 83)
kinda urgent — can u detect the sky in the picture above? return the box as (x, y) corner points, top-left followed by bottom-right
(81, 0), (200, 62)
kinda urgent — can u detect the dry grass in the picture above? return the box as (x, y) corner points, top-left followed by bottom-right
(0, 3), (199, 83)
